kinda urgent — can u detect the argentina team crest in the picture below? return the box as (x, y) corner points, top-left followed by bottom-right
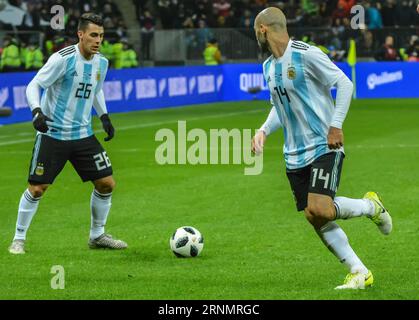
(287, 66), (296, 80)
(35, 163), (44, 176)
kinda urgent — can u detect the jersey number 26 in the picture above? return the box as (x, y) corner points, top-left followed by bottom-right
(75, 82), (92, 99)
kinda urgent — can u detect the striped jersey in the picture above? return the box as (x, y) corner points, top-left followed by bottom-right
(263, 39), (345, 170)
(33, 44), (108, 140)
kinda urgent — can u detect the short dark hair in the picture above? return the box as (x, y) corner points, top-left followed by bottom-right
(78, 13), (104, 31)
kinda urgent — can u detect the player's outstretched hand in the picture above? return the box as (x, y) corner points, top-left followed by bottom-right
(251, 130), (267, 155)
(327, 126), (344, 149)
(100, 114), (115, 141)
(32, 108), (53, 133)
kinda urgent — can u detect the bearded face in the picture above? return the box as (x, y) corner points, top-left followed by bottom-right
(255, 28), (270, 54)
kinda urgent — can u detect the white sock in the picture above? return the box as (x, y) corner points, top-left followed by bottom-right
(334, 196), (375, 220)
(90, 189), (112, 240)
(14, 189), (41, 241)
(317, 221), (368, 275)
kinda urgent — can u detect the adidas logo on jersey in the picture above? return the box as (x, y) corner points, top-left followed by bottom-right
(72, 71), (78, 77)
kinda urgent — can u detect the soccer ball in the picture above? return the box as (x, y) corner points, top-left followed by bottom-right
(170, 226), (204, 258)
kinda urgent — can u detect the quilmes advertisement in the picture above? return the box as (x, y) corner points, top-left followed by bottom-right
(356, 62), (419, 99)
(0, 62), (417, 125)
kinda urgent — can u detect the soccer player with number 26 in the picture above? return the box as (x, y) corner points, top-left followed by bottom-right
(9, 13), (127, 255)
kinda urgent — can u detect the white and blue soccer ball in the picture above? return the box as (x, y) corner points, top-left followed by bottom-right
(170, 226), (204, 258)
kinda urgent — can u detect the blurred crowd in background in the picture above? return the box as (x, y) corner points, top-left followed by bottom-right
(0, 0), (418, 72)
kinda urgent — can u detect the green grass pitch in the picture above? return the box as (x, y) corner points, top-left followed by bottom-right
(0, 98), (418, 300)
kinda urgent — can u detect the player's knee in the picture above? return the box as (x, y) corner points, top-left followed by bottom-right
(28, 184), (48, 198)
(304, 209), (330, 230)
(95, 177), (115, 194)
(306, 203), (335, 221)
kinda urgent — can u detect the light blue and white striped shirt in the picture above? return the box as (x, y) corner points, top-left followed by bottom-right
(33, 44), (108, 140)
(262, 39), (345, 170)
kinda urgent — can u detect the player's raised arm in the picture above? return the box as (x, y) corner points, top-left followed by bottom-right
(305, 46), (353, 149)
(26, 53), (65, 133)
(252, 100), (282, 155)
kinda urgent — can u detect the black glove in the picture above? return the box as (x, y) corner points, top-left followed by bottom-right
(32, 108), (53, 133)
(100, 114), (115, 141)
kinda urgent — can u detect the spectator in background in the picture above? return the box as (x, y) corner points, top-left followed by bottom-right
(19, 40), (27, 68)
(380, 0), (396, 26)
(328, 45), (345, 62)
(101, 39), (114, 67)
(365, 1), (383, 30)
(0, 36), (22, 72)
(396, 0), (417, 26)
(406, 38), (419, 61)
(197, 0), (213, 18)
(21, 1), (40, 32)
(213, 0), (231, 18)
(203, 38), (222, 65)
(318, 2), (331, 26)
(239, 9), (254, 28)
(133, 0), (148, 22)
(216, 15), (227, 28)
(287, 5), (304, 27)
(194, 1), (213, 27)
(66, 8), (82, 36)
(115, 20), (128, 40)
(301, 0), (319, 15)
(24, 38), (43, 71)
(252, 0), (267, 12)
(360, 29), (375, 57)
(113, 37), (124, 69)
(374, 35), (402, 61)
(330, 18), (345, 50)
(139, 9), (155, 60)
(52, 35), (67, 52)
(102, 0), (122, 17)
(196, 19), (213, 49)
(103, 16), (119, 41)
(338, 0), (355, 16)
(191, 8), (209, 28)
(323, 0), (340, 17)
(121, 39), (138, 68)
(224, 8), (239, 28)
(158, 0), (175, 29)
(332, 2), (347, 25)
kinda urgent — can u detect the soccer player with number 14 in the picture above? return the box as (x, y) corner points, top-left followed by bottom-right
(251, 7), (393, 289)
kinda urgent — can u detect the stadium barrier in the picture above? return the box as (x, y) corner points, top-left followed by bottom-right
(0, 62), (418, 125)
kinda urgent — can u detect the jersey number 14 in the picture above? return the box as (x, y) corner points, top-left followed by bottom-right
(274, 85), (291, 105)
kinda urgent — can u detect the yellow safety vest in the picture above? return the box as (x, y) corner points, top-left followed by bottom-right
(1, 44), (21, 69)
(113, 43), (123, 69)
(33, 49), (44, 69)
(25, 49), (35, 70)
(101, 41), (114, 62)
(203, 46), (219, 65)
